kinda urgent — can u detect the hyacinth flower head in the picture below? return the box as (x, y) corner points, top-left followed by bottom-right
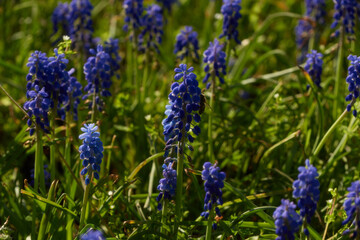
(174, 26), (200, 61)
(156, 162), (177, 210)
(83, 44), (112, 113)
(305, 0), (326, 24)
(52, 2), (70, 35)
(68, 0), (94, 55)
(292, 159), (320, 235)
(331, 0), (360, 39)
(295, 19), (313, 63)
(304, 50), (323, 88)
(162, 64), (202, 158)
(104, 38), (121, 79)
(123, 0), (144, 32)
(79, 123), (104, 185)
(219, 0), (242, 44)
(138, 4), (163, 52)
(345, 54), (360, 117)
(273, 199), (302, 240)
(203, 39), (227, 89)
(156, 0), (177, 12)
(200, 162), (226, 230)
(29, 164), (51, 188)
(342, 181), (360, 238)
(80, 228), (106, 240)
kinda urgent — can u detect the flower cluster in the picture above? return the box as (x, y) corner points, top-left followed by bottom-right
(104, 38), (121, 79)
(203, 39), (227, 89)
(29, 164), (51, 188)
(79, 123), (104, 185)
(52, 3), (70, 35)
(80, 228), (106, 240)
(305, 0), (326, 24)
(345, 55), (360, 117)
(83, 44), (112, 112)
(331, 0), (360, 39)
(295, 19), (313, 63)
(156, 163), (177, 210)
(162, 64), (202, 157)
(138, 4), (164, 52)
(292, 159), (320, 235)
(304, 50), (323, 88)
(219, 0), (242, 44)
(156, 0), (177, 12)
(123, 0), (144, 32)
(273, 199), (302, 240)
(342, 181), (360, 238)
(200, 162), (226, 230)
(174, 26), (200, 61)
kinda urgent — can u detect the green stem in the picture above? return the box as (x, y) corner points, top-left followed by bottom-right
(79, 172), (91, 228)
(208, 73), (215, 163)
(333, 27), (344, 119)
(160, 199), (168, 239)
(50, 105), (57, 183)
(91, 91), (96, 123)
(38, 181), (57, 240)
(65, 112), (73, 240)
(205, 207), (214, 240)
(313, 109), (349, 157)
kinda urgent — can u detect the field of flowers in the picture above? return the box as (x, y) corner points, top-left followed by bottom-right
(2, 0), (360, 239)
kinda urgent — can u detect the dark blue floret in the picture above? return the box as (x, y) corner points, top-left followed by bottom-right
(52, 3), (70, 35)
(345, 54), (360, 116)
(219, 0), (242, 44)
(292, 159), (320, 235)
(305, 0), (326, 24)
(304, 50), (323, 88)
(273, 199), (302, 240)
(156, 0), (177, 12)
(174, 26), (200, 61)
(156, 162), (177, 210)
(342, 181), (360, 238)
(295, 19), (313, 63)
(162, 64), (202, 157)
(80, 228), (106, 240)
(331, 0), (360, 39)
(138, 4), (163, 52)
(123, 0), (144, 32)
(104, 38), (121, 79)
(200, 162), (226, 230)
(203, 39), (227, 89)
(83, 44), (112, 112)
(79, 123), (104, 185)
(29, 164), (51, 188)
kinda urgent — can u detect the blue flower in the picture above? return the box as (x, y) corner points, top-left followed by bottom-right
(60, 69), (82, 121)
(83, 44), (112, 112)
(80, 228), (105, 240)
(52, 3), (70, 35)
(304, 50), (323, 88)
(342, 181), (360, 238)
(79, 123), (104, 185)
(219, 0), (242, 44)
(295, 19), (313, 63)
(162, 64), (202, 157)
(104, 38), (121, 79)
(123, 0), (144, 32)
(305, 0), (326, 24)
(273, 199), (302, 240)
(345, 54), (360, 117)
(203, 39), (227, 89)
(138, 4), (164, 52)
(68, 0), (94, 55)
(29, 164), (51, 188)
(156, 0), (177, 12)
(292, 159), (320, 235)
(174, 26), (200, 61)
(156, 162), (177, 210)
(200, 162), (226, 230)
(331, 0), (360, 39)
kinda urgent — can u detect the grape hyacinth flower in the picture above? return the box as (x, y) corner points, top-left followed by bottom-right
(104, 38), (121, 79)
(345, 55), (360, 117)
(331, 0), (360, 39)
(68, 0), (94, 55)
(29, 164), (51, 188)
(79, 123), (104, 185)
(162, 64), (202, 158)
(156, 0), (177, 12)
(305, 0), (326, 24)
(219, 0), (242, 44)
(295, 19), (313, 63)
(342, 181), (360, 238)
(203, 39), (227, 89)
(292, 159), (320, 235)
(52, 2), (70, 35)
(138, 4), (163, 52)
(123, 0), (144, 32)
(80, 228), (106, 240)
(83, 44), (112, 113)
(200, 162), (226, 230)
(273, 199), (302, 240)
(304, 50), (323, 88)
(174, 26), (200, 61)
(156, 162), (177, 210)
